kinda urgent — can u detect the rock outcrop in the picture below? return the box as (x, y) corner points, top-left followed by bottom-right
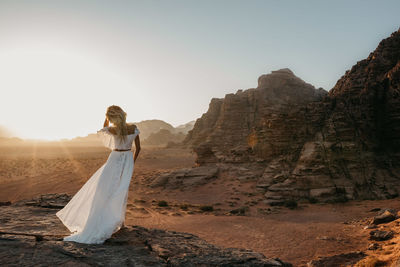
(150, 166), (219, 188)
(184, 29), (400, 203)
(142, 129), (186, 147)
(0, 194), (291, 266)
(185, 68), (327, 164)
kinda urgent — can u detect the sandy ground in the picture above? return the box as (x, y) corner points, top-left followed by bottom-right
(1, 144), (399, 266)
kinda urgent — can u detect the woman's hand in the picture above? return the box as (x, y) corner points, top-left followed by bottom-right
(103, 118), (109, 127)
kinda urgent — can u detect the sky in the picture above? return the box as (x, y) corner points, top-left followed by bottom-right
(0, 0), (399, 140)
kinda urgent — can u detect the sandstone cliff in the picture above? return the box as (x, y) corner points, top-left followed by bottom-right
(184, 29), (400, 203)
(185, 68), (327, 164)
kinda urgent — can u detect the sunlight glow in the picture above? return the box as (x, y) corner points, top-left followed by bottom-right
(57, 142), (87, 181)
(0, 44), (137, 140)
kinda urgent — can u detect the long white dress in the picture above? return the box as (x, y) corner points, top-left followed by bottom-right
(56, 126), (140, 244)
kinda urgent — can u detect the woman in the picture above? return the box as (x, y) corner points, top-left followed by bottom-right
(57, 105), (141, 244)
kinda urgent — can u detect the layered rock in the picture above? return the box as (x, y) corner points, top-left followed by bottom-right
(184, 29), (400, 202)
(285, 29), (400, 201)
(185, 68), (327, 164)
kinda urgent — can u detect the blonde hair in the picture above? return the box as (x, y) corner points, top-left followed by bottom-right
(106, 105), (128, 140)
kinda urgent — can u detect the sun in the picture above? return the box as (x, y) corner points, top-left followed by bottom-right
(0, 44), (135, 140)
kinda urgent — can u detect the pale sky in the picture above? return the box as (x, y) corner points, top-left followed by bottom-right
(0, 0), (399, 140)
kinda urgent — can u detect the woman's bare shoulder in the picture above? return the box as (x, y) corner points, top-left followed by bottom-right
(127, 123), (137, 135)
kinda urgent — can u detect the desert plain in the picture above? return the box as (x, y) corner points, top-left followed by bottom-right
(1, 143), (399, 266)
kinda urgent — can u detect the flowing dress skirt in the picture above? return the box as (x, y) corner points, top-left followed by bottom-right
(56, 151), (134, 244)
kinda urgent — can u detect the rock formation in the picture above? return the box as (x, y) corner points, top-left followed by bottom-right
(184, 29), (400, 203)
(0, 194), (291, 266)
(175, 120), (196, 134)
(185, 68), (327, 164)
(142, 129), (186, 147)
(135, 120), (176, 140)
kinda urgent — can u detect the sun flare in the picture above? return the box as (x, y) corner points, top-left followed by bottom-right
(0, 44), (135, 140)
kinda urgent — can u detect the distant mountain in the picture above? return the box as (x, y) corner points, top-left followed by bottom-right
(0, 126), (23, 145)
(0, 125), (13, 138)
(142, 129), (186, 147)
(135, 120), (175, 139)
(66, 133), (102, 146)
(67, 119), (195, 147)
(137, 120), (195, 146)
(0, 137), (24, 145)
(175, 121), (196, 134)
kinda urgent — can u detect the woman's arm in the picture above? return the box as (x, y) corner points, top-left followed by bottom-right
(103, 118), (109, 128)
(133, 135), (141, 161)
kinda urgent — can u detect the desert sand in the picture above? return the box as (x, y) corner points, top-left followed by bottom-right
(1, 144), (399, 266)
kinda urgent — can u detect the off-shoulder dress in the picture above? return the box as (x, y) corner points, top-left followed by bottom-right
(56, 126), (140, 244)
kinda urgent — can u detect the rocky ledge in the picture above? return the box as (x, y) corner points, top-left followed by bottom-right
(0, 194), (291, 266)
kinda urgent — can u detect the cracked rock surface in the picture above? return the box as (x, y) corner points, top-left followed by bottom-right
(0, 194), (291, 266)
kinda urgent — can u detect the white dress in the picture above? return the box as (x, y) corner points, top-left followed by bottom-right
(56, 126), (140, 244)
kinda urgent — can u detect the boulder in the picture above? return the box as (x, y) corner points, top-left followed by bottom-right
(369, 230), (394, 241)
(372, 210), (397, 225)
(150, 166), (219, 189)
